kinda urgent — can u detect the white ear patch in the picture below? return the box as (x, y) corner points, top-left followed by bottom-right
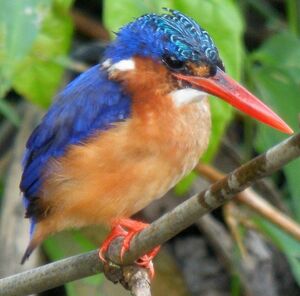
(170, 88), (207, 107)
(102, 59), (135, 73)
(102, 59), (112, 68)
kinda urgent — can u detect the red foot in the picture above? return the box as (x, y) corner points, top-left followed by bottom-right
(99, 218), (160, 278)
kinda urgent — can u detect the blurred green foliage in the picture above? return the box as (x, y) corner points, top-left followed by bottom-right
(0, 0), (49, 123)
(13, 0), (74, 107)
(249, 32), (300, 287)
(251, 33), (300, 220)
(0, 0), (50, 98)
(255, 216), (300, 286)
(0, 0), (73, 107)
(0, 0), (300, 294)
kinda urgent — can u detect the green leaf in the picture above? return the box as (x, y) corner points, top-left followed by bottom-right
(251, 32), (300, 70)
(0, 0), (51, 98)
(255, 217), (300, 286)
(13, 0), (74, 108)
(250, 32), (300, 220)
(44, 230), (104, 296)
(104, 0), (244, 193)
(230, 273), (242, 296)
(104, 0), (174, 34)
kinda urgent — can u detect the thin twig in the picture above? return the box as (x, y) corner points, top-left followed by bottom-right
(223, 202), (248, 257)
(70, 9), (110, 40)
(1, 132), (300, 296)
(196, 163), (300, 241)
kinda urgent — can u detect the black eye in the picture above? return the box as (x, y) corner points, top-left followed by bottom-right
(162, 55), (185, 71)
(209, 64), (217, 76)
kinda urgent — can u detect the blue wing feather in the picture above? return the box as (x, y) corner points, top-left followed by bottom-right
(21, 64), (131, 204)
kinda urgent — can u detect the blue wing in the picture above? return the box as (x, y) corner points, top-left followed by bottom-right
(20, 65), (131, 206)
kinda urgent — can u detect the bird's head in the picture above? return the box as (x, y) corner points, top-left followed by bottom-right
(103, 9), (292, 134)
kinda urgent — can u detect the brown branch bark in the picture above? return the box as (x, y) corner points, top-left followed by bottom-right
(1, 132), (300, 296)
(196, 163), (300, 241)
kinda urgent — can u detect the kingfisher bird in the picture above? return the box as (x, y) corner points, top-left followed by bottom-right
(20, 9), (293, 273)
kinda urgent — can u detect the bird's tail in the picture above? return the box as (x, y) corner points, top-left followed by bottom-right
(21, 229), (44, 264)
(21, 239), (39, 265)
(21, 240), (37, 264)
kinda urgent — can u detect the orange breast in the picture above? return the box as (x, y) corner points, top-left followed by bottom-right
(38, 100), (210, 236)
(35, 57), (211, 239)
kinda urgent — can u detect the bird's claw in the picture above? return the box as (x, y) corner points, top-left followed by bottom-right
(135, 245), (161, 278)
(99, 224), (128, 262)
(99, 218), (160, 278)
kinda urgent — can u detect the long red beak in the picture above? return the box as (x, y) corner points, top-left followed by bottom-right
(174, 68), (293, 134)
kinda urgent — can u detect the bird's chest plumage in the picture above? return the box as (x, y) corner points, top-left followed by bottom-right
(39, 57), (212, 233)
(41, 95), (210, 232)
(120, 96), (211, 216)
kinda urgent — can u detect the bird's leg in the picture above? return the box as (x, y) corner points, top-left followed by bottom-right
(99, 218), (160, 278)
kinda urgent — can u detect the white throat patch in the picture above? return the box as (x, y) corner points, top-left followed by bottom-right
(102, 58), (135, 73)
(170, 88), (207, 107)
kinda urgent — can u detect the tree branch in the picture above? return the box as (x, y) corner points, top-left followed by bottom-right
(1, 132), (300, 296)
(196, 163), (300, 241)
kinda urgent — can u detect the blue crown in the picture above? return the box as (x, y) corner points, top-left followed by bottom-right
(105, 9), (222, 67)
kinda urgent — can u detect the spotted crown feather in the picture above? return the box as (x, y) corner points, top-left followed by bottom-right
(140, 9), (218, 63)
(105, 9), (222, 67)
